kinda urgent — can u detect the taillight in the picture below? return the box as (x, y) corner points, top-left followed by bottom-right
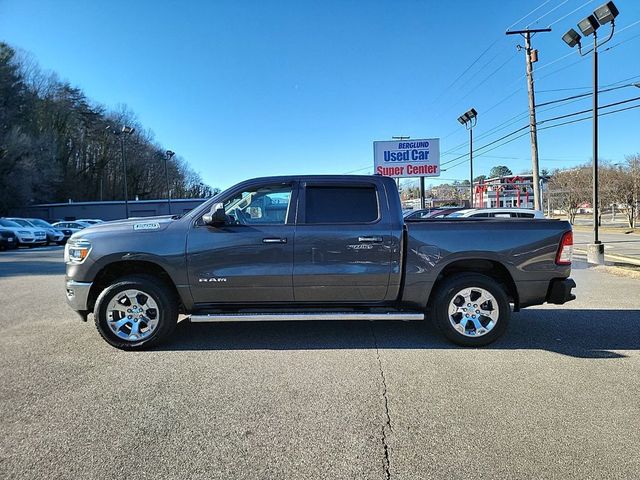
(556, 231), (573, 265)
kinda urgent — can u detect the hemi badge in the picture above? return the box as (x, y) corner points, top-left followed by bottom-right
(133, 222), (160, 231)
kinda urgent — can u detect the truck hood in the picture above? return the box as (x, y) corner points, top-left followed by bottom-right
(71, 216), (175, 239)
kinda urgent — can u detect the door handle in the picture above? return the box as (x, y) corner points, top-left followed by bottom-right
(358, 236), (383, 243)
(263, 238), (287, 244)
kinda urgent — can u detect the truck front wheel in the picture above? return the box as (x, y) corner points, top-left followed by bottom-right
(432, 273), (510, 347)
(93, 275), (178, 350)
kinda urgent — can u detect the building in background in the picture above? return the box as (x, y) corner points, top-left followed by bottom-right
(10, 198), (208, 222)
(473, 174), (548, 209)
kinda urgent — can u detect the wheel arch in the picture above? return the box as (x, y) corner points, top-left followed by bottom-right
(427, 258), (520, 311)
(87, 260), (183, 313)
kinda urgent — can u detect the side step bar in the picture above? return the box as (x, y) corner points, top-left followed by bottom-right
(189, 312), (425, 323)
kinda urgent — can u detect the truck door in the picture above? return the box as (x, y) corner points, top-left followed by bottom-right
(186, 181), (297, 305)
(293, 181), (393, 303)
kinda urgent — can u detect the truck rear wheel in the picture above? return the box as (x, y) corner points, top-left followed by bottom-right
(93, 275), (178, 350)
(432, 273), (510, 347)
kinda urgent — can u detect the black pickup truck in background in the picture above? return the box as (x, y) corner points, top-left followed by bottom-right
(64, 175), (575, 350)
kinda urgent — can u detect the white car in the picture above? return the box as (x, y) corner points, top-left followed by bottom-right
(51, 221), (92, 235)
(0, 218), (42, 247)
(4, 218), (49, 246)
(76, 218), (104, 225)
(23, 218), (66, 244)
(447, 208), (545, 219)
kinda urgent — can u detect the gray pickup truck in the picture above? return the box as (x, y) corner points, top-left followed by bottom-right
(64, 175), (575, 350)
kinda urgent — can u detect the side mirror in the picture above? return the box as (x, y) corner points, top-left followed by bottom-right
(202, 203), (227, 226)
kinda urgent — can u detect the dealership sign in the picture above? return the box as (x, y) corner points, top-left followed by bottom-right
(373, 138), (440, 178)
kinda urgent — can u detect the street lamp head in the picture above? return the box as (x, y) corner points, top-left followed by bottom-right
(578, 14), (600, 36)
(121, 125), (135, 135)
(594, 1), (619, 25)
(457, 108), (477, 126)
(562, 28), (582, 48)
(166, 150), (175, 159)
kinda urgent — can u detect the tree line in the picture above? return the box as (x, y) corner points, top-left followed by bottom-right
(548, 155), (640, 227)
(0, 42), (217, 215)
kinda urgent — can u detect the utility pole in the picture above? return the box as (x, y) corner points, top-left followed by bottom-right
(165, 150), (175, 215)
(506, 28), (551, 212)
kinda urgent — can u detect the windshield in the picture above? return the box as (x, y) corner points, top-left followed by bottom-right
(0, 219), (21, 228)
(28, 219), (52, 228)
(11, 219), (34, 227)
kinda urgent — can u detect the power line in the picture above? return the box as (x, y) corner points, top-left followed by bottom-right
(537, 83), (638, 107)
(548, 0), (597, 27)
(345, 101), (640, 176)
(441, 125), (530, 166)
(537, 96), (640, 125)
(506, 0), (553, 31)
(431, 39), (502, 106)
(538, 102), (640, 130)
(441, 96), (640, 170)
(443, 77), (640, 158)
(526, 0), (571, 27)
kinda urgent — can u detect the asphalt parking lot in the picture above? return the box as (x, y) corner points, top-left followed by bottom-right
(1, 247), (639, 479)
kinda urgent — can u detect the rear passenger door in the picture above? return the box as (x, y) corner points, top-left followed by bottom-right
(293, 181), (393, 303)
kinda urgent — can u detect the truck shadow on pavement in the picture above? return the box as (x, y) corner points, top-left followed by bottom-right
(161, 308), (639, 359)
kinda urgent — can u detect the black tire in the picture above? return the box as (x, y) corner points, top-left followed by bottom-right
(431, 273), (510, 347)
(94, 275), (178, 350)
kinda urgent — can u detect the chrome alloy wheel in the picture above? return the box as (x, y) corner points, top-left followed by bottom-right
(106, 289), (160, 342)
(448, 287), (499, 338)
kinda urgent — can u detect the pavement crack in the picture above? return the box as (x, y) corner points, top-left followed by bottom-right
(370, 323), (392, 480)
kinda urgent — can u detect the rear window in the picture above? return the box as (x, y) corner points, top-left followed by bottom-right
(304, 186), (379, 224)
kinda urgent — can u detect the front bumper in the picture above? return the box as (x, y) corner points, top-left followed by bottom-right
(546, 278), (576, 305)
(65, 279), (92, 312)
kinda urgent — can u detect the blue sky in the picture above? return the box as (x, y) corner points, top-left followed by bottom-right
(1, 0), (639, 190)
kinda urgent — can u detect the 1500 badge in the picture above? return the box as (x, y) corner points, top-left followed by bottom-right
(133, 222), (160, 231)
(199, 278), (228, 283)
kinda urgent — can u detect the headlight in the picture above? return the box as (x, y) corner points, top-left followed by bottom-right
(64, 239), (92, 264)
(19, 230), (31, 235)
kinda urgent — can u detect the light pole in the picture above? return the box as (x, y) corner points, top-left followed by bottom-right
(120, 126), (135, 218)
(457, 108), (477, 208)
(165, 150), (175, 214)
(108, 125), (136, 218)
(562, 1), (618, 264)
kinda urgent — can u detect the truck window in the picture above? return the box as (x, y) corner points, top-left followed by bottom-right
(304, 186), (379, 224)
(223, 184), (292, 225)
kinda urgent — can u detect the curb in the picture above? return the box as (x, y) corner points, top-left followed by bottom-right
(574, 247), (640, 267)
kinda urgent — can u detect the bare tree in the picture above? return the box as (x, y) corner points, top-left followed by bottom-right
(548, 166), (591, 224)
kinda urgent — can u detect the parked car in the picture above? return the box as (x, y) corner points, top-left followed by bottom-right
(21, 218), (66, 245)
(0, 228), (18, 250)
(446, 208), (545, 219)
(5, 218), (48, 246)
(64, 175), (575, 351)
(0, 218), (38, 247)
(76, 219), (104, 225)
(404, 207), (465, 220)
(52, 221), (92, 236)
